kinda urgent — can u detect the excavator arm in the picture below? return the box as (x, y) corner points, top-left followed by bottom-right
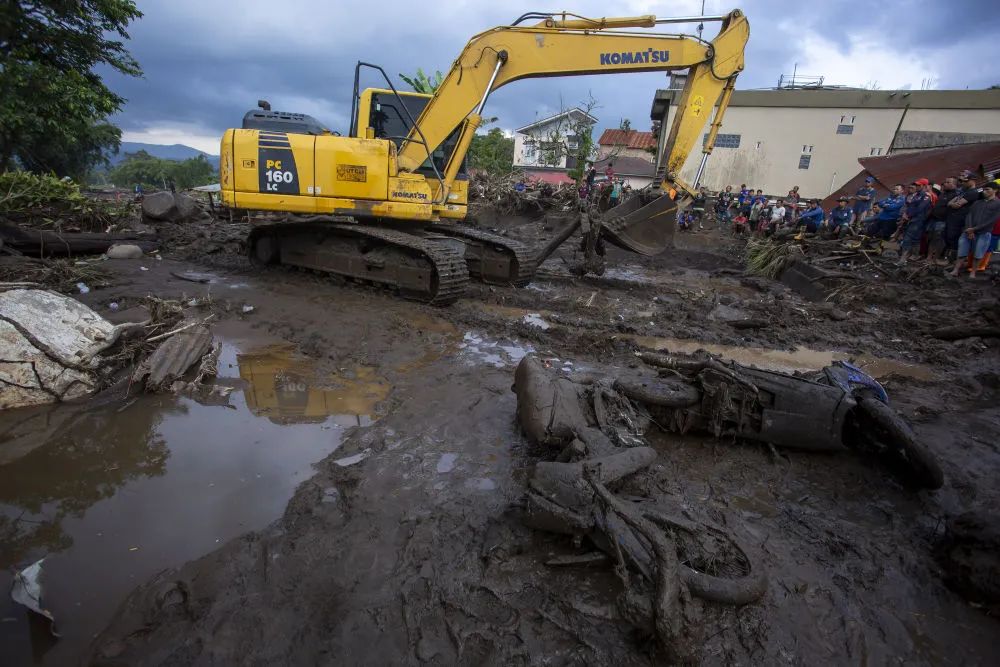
(397, 10), (749, 199)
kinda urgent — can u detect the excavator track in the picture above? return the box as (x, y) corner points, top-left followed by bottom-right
(249, 222), (469, 305)
(428, 224), (536, 287)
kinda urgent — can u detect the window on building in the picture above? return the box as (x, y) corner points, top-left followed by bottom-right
(566, 135), (579, 151)
(755, 141), (762, 150)
(836, 124), (854, 135)
(869, 147), (883, 156)
(801, 145), (814, 153)
(851, 115), (856, 123)
(704, 133), (741, 148)
(523, 141), (537, 159)
(798, 154), (812, 169)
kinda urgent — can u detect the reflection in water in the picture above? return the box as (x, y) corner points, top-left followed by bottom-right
(0, 397), (173, 570)
(238, 346), (390, 426)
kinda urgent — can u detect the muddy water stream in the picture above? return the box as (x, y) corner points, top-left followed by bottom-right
(0, 342), (385, 666)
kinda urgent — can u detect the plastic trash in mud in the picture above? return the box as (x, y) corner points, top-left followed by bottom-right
(76, 282), (90, 294)
(241, 304), (255, 314)
(10, 558), (60, 637)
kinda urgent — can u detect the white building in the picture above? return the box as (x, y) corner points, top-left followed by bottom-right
(512, 108), (597, 182)
(651, 88), (1000, 199)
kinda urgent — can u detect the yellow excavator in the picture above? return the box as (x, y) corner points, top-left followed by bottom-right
(219, 10), (750, 304)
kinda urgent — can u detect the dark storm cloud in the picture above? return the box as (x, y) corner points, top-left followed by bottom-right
(107, 0), (995, 151)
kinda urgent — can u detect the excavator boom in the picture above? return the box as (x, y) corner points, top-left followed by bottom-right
(219, 10), (750, 304)
(399, 10), (749, 200)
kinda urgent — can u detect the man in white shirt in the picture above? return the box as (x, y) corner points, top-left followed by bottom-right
(765, 199), (786, 234)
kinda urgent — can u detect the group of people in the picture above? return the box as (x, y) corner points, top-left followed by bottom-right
(691, 173), (1000, 279)
(856, 172), (1000, 277)
(582, 162), (631, 208)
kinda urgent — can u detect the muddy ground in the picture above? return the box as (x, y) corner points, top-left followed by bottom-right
(2, 211), (999, 665)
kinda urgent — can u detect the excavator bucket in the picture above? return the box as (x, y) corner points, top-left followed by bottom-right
(600, 192), (677, 256)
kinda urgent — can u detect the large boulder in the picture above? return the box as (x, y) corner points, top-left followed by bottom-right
(0, 289), (127, 408)
(142, 191), (198, 222)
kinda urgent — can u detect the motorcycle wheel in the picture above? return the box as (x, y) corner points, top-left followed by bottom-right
(853, 397), (944, 490)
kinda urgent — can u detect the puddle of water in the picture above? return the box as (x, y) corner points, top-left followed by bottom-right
(0, 340), (386, 666)
(437, 453), (458, 473)
(459, 332), (534, 368)
(238, 345), (390, 427)
(629, 335), (933, 381)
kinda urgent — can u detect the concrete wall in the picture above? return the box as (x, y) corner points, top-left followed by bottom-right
(663, 103), (1000, 199)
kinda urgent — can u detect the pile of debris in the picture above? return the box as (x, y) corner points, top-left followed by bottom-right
(469, 171), (580, 220)
(511, 344), (945, 658)
(0, 287), (222, 411)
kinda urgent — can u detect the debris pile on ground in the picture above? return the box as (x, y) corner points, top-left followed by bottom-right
(0, 171), (140, 233)
(470, 172), (580, 220)
(514, 353), (768, 659)
(0, 255), (110, 293)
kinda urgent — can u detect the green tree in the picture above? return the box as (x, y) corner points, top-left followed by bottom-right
(0, 1), (143, 177)
(399, 68), (444, 94)
(469, 128), (515, 175)
(110, 152), (215, 190)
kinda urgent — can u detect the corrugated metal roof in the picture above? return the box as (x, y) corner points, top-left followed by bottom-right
(821, 141), (1000, 209)
(597, 129), (656, 149)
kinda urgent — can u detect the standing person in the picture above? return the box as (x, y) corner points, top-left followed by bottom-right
(715, 185), (734, 225)
(585, 163), (597, 190)
(604, 162), (615, 181)
(796, 200), (825, 233)
(949, 181), (1000, 279)
(944, 172), (981, 259)
(826, 197), (855, 237)
(609, 178), (622, 208)
(853, 177), (877, 221)
(868, 185), (906, 239)
(692, 186), (708, 225)
(766, 199), (786, 235)
(737, 184), (749, 209)
(896, 179), (932, 264)
(748, 190), (764, 230)
(927, 177), (961, 263)
(785, 185), (801, 224)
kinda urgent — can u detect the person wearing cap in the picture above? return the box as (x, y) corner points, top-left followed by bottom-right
(852, 177), (877, 220)
(825, 197), (855, 237)
(796, 199), (825, 234)
(896, 179), (932, 264)
(949, 181), (1000, 279)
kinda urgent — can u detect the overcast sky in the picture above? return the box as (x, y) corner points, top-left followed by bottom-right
(105, 0), (996, 154)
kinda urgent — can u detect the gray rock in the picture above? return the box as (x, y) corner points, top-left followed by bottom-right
(106, 244), (144, 259)
(142, 191), (198, 222)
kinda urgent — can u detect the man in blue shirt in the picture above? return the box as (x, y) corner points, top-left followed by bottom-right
(897, 179), (932, 264)
(853, 177), (877, 220)
(796, 200), (826, 233)
(867, 184), (906, 239)
(826, 197), (855, 237)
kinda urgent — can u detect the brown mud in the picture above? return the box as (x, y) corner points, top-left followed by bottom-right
(1, 213), (998, 665)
